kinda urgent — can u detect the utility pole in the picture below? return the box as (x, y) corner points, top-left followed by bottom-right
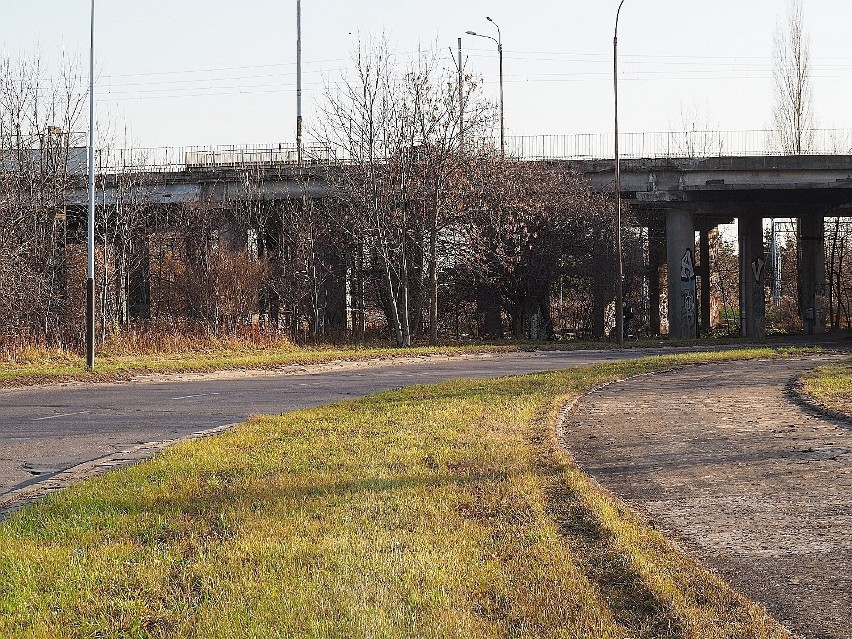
(458, 37), (464, 149)
(86, 0), (96, 369)
(296, 0), (303, 165)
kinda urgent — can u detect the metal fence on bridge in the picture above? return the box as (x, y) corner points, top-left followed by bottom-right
(505, 129), (852, 160)
(89, 129), (852, 172)
(97, 143), (337, 173)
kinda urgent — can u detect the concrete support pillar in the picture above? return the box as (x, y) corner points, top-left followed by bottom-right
(648, 234), (663, 336)
(323, 244), (349, 338)
(699, 228), (712, 335)
(738, 216), (766, 338)
(799, 214), (826, 335)
(666, 209), (697, 339)
(128, 231), (151, 321)
(476, 281), (503, 339)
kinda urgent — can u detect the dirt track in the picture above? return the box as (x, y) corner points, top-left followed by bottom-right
(563, 356), (852, 639)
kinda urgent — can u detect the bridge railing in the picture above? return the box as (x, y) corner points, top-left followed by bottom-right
(88, 128), (852, 173)
(96, 143), (337, 173)
(506, 129), (852, 160)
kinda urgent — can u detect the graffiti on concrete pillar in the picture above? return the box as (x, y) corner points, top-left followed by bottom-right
(680, 249), (697, 332)
(648, 172), (658, 191)
(681, 249), (695, 281)
(682, 288), (696, 329)
(751, 256), (766, 282)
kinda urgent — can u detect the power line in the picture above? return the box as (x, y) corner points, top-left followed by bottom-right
(16, 45), (852, 86)
(9, 41), (852, 104)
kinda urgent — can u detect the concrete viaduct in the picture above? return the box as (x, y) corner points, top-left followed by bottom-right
(68, 154), (852, 339)
(571, 155), (852, 338)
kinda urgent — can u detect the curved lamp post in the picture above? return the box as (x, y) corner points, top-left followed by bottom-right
(466, 16), (504, 156)
(87, 0), (96, 369)
(614, 0), (627, 348)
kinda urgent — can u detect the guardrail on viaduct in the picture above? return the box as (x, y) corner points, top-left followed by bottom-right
(84, 128), (852, 173)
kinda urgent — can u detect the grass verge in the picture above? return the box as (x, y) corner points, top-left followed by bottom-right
(0, 349), (797, 638)
(799, 361), (852, 416)
(0, 344), (525, 389)
(0, 334), (773, 390)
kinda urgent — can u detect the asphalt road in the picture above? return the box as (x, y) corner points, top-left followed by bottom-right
(0, 348), (682, 498)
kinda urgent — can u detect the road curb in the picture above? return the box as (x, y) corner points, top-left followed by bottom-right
(0, 423), (237, 521)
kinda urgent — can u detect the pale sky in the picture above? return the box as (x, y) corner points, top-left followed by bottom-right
(3, 1), (851, 149)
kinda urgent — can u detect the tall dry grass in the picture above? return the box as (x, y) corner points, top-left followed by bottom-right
(1, 321), (295, 364)
(99, 321), (295, 356)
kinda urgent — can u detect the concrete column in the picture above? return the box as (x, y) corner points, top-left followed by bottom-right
(648, 234), (663, 336)
(666, 209), (697, 339)
(738, 216), (765, 338)
(476, 281), (503, 339)
(799, 214), (826, 335)
(127, 230), (151, 321)
(699, 228), (712, 335)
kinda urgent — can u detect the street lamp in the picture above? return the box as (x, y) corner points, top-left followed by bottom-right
(86, 0), (96, 369)
(466, 15), (504, 156)
(613, 0), (627, 348)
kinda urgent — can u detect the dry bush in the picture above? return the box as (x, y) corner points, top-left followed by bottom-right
(767, 294), (803, 333)
(165, 247), (270, 334)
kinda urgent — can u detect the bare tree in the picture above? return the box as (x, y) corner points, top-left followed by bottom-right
(316, 36), (493, 346)
(0, 51), (86, 349)
(670, 101), (724, 158)
(406, 48), (493, 344)
(824, 217), (852, 330)
(459, 159), (624, 340)
(314, 36), (406, 345)
(772, 0), (814, 154)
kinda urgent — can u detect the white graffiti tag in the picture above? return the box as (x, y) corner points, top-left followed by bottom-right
(682, 288), (696, 329)
(681, 249), (695, 281)
(752, 256), (766, 282)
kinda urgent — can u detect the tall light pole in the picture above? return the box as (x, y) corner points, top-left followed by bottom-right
(86, 0), (96, 369)
(466, 16), (504, 156)
(296, 0), (303, 165)
(457, 37), (464, 149)
(614, 0), (627, 348)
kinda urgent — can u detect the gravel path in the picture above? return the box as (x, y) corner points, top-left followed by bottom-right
(563, 356), (852, 639)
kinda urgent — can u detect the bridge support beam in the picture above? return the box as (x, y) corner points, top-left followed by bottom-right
(738, 216), (766, 338)
(666, 209), (697, 339)
(698, 228), (713, 334)
(128, 238), (151, 321)
(648, 230), (664, 336)
(799, 214), (826, 335)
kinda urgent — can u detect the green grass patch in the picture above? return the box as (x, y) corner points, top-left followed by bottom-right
(0, 334), (776, 390)
(0, 344), (525, 388)
(0, 349), (797, 638)
(799, 361), (852, 415)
